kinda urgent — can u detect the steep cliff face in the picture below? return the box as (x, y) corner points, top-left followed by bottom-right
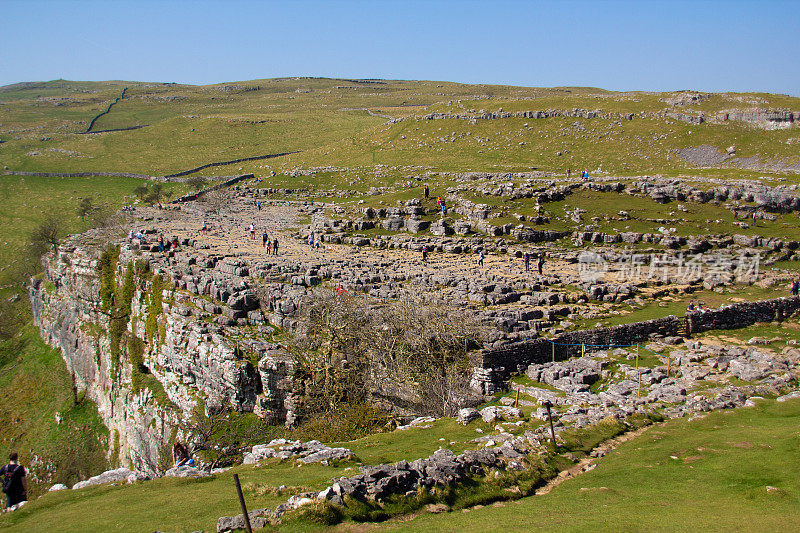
(30, 235), (295, 475)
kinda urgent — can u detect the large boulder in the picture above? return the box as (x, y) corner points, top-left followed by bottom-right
(164, 465), (211, 479)
(72, 468), (150, 490)
(457, 407), (480, 425)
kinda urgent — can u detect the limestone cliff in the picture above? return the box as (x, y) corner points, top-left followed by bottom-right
(30, 233), (295, 475)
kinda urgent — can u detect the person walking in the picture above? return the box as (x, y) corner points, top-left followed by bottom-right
(262, 232), (268, 248)
(272, 238), (279, 255)
(1, 452), (27, 510)
(478, 249), (484, 267)
(537, 253), (545, 275)
(424, 185), (429, 199)
(249, 223), (255, 239)
(422, 245), (428, 263)
(523, 252), (530, 272)
(791, 279), (799, 296)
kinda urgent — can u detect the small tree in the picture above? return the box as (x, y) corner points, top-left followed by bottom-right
(199, 188), (229, 216)
(77, 197), (94, 222)
(291, 288), (486, 421)
(179, 399), (276, 469)
(30, 214), (61, 258)
(132, 183), (166, 205)
(133, 184), (149, 201)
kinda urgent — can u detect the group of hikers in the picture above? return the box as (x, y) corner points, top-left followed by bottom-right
(686, 300), (708, 313)
(246, 224), (280, 254)
(128, 230), (181, 253)
(566, 169), (592, 180)
(421, 245), (546, 274)
(308, 232), (320, 251)
(262, 231), (280, 254)
(523, 251), (546, 274)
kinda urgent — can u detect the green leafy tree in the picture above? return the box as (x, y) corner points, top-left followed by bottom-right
(76, 197), (94, 222)
(29, 214), (61, 258)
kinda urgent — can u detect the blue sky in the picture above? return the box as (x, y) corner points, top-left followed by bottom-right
(2, 0), (798, 95)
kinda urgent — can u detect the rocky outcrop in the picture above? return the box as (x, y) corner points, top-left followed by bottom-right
(71, 467), (149, 490)
(242, 439), (355, 465)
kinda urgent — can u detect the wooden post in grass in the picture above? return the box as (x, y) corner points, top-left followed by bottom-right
(667, 355), (671, 378)
(233, 474), (252, 533)
(636, 344), (641, 398)
(514, 388), (520, 408)
(543, 400), (557, 449)
(464, 338), (468, 353)
(582, 343), (585, 358)
(552, 342), (555, 363)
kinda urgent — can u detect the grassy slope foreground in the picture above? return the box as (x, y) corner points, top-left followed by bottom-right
(366, 399), (800, 533)
(1, 398), (798, 532)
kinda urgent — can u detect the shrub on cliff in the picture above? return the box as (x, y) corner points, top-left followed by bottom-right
(290, 288), (487, 422)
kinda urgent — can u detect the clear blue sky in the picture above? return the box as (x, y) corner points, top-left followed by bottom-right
(2, 0), (798, 95)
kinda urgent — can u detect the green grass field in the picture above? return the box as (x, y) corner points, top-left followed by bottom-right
(3, 398), (797, 532)
(2, 79), (798, 179)
(354, 398), (800, 533)
(0, 415), (506, 532)
(0, 326), (110, 499)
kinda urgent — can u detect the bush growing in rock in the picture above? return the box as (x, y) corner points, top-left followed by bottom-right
(291, 288), (486, 421)
(179, 399), (279, 469)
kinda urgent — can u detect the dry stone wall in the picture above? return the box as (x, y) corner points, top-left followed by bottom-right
(473, 296), (800, 393)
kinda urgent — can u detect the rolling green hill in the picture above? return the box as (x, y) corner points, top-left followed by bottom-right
(2, 78), (798, 178)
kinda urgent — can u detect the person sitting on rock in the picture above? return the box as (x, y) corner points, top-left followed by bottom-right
(1, 452), (27, 510)
(172, 441), (193, 467)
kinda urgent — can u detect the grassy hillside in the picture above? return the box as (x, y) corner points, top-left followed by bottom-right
(1, 397), (797, 532)
(0, 174), (186, 331)
(367, 398), (800, 533)
(2, 79), (798, 178)
(0, 325), (109, 499)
